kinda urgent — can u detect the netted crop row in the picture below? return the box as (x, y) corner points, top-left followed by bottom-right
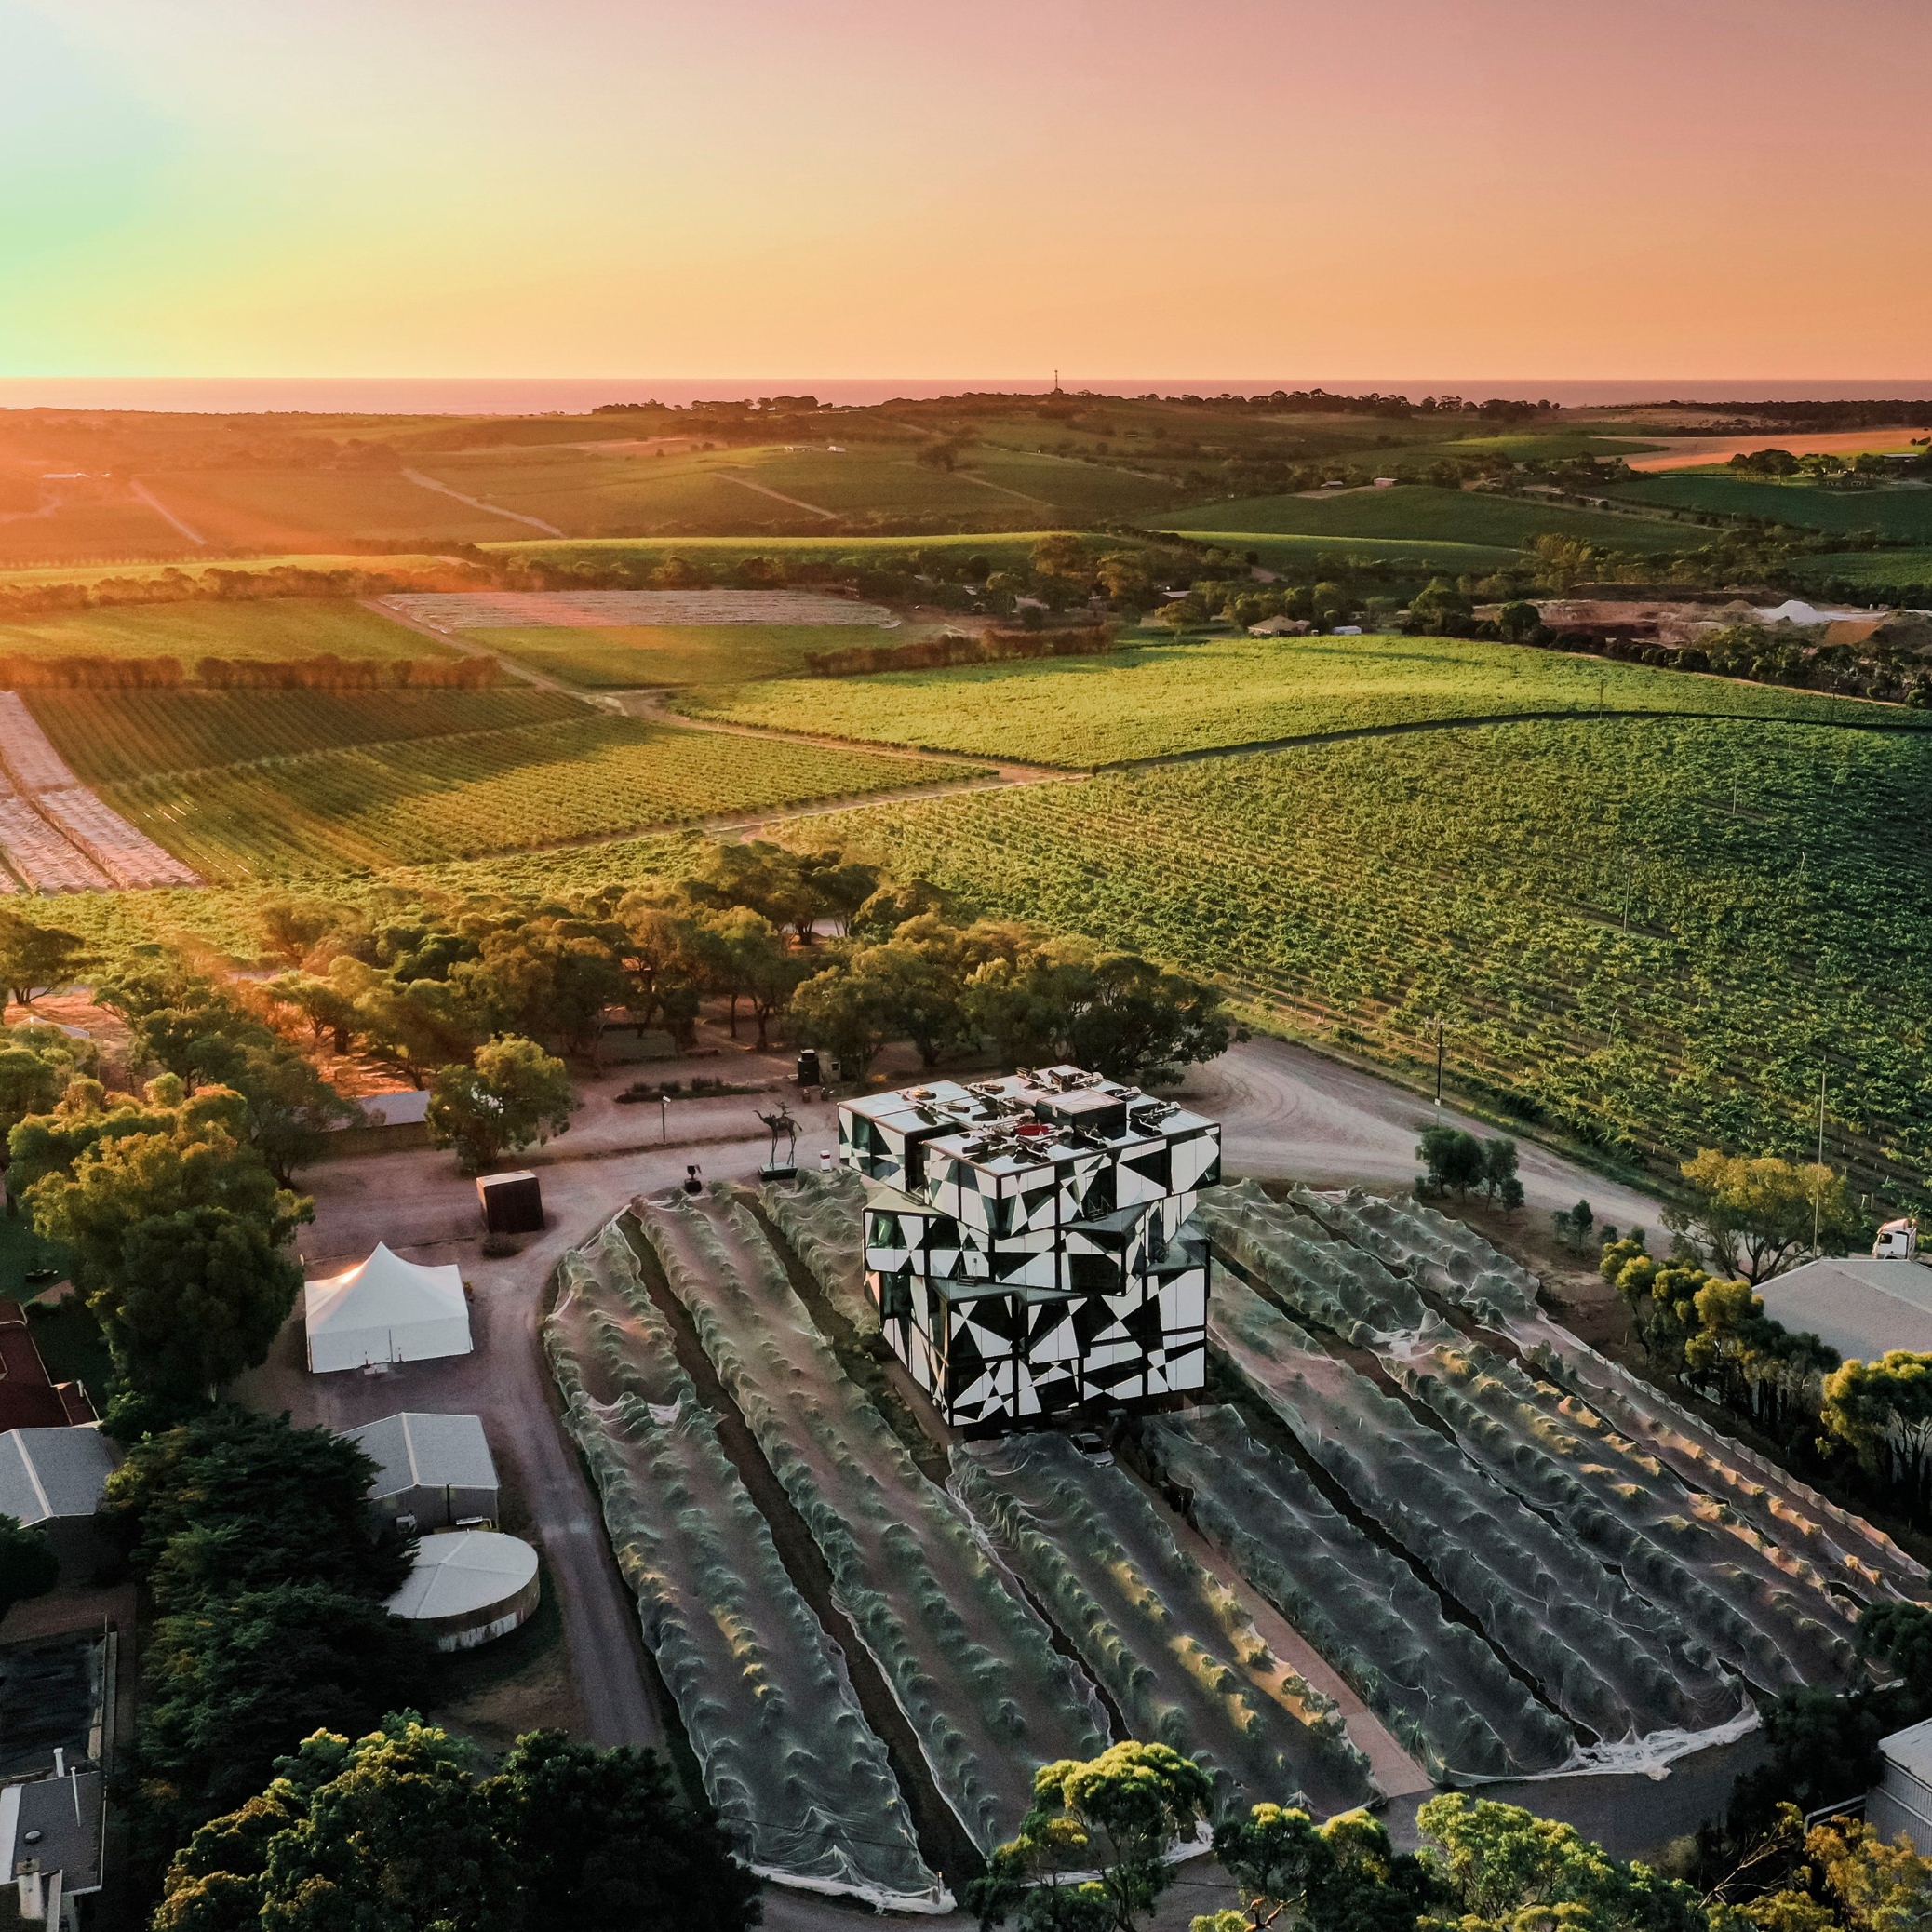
(758, 1170), (878, 1332)
(1208, 1270), (1753, 1755)
(0, 794), (105, 891)
(1136, 1406), (1575, 1782)
(1200, 1182), (1430, 1338)
(950, 1429), (1373, 1818)
(1381, 1323), (1863, 1693)
(1509, 1316), (1932, 1608)
(37, 784), (198, 888)
(543, 1228), (945, 1909)
(1286, 1187), (1540, 1320)
(801, 717), (1932, 1186)
(636, 1188), (1108, 1853)
(1207, 1185), (1868, 1693)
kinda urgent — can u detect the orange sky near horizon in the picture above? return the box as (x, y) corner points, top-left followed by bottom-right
(3, 0), (1927, 382)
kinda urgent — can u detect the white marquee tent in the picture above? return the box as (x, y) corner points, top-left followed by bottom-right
(304, 1244), (473, 1374)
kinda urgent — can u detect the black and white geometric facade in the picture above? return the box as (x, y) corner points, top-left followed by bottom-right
(839, 1067), (1220, 1430)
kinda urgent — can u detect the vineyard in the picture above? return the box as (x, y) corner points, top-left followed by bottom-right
(470, 624), (916, 690)
(84, 714), (977, 881)
(1164, 483), (1693, 552)
(680, 630), (1932, 770)
(801, 715), (1932, 1192)
(552, 1171), (1932, 1909)
(26, 687), (584, 783)
(0, 597), (461, 664)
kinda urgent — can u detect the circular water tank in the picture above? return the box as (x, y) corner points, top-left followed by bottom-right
(385, 1530), (540, 1651)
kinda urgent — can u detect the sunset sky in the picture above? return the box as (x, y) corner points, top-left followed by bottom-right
(5, 0), (1927, 382)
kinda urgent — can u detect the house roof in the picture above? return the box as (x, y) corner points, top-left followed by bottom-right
(1, 1770), (104, 1897)
(1883, 1715), (1932, 1784)
(1755, 1256), (1932, 1362)
(0, 1306), (92, 1432)
(0, 1429), (117, 1528)
(342, 1412), (497, 1499)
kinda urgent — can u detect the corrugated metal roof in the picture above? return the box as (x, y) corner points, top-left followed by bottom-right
(1756, 1256), (1932, 1362)
(1883, 1715), (1932, 1784)
(0, 1429), (116, 1528)
(342, 1412), (497, 1498)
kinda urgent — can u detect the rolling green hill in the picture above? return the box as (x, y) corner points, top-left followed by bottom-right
(1163, 483), (1692, 552)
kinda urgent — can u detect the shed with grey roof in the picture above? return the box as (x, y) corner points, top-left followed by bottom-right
(342, 1412), (498, 1533)
(1755, 1256), (1932, 1364)
(0, 1431), (118, 1571)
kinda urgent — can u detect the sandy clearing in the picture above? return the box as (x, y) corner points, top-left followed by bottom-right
(1628, 427), (1926, 472)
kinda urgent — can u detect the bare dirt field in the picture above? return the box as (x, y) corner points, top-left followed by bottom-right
(1627, 427), (1925, 472)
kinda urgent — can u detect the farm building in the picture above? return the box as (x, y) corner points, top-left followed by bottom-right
(304, 1244), (473, 1374)
(840, 1067), (1219, 1429)
(385, 1530), (540, 1650)
(0, 1431), (117, 1570)
(1754, 1254), (1932, 1362)
(342, 1412), (499, 1532)
(1870, 1714), (1932, 1845)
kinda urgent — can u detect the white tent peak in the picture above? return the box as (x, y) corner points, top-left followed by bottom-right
(304, 1244), (472, 1374)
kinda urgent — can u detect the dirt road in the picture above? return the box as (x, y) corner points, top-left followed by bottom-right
(1176, 1031), (1664, 1229)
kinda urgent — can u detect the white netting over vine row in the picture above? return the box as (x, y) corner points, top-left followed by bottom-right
(636, 1188), (1110, 1853)
(950, 1428), (1375, 1818)
(543, 1228), (947, 1910)
(1202, 1184), (1869, 1693)
(758, 1170), (877, 1334)
(1135, 1404), (1576, 1782)
(1208, 1269), (1756, 1760)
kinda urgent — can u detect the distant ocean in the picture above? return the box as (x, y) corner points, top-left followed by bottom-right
(2, 377), (1931, 416)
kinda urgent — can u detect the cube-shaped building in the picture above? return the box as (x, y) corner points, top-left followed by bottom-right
(839, 1067), (1220, 1430)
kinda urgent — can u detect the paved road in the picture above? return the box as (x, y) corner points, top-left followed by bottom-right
(1176, 1032), (1666, 1230)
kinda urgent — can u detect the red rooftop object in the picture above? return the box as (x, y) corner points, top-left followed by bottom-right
(0, 1302), (95, 1430)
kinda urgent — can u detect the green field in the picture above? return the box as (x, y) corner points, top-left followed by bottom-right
(1163, 483), (1694, 553)
(0, 500), (202, 567)
(1613, 473), (1932, 539)
(414, 440), (1181, 536)
(483, 532), (1055, 572)
(0, 553), (475, 590)
(1793, 548), (1932, 593)
(140, 469), (523, 547)
(678, 631), (1925, 768)
(475, 623), (916, 689)
(1181, 531), (1521, 573)
(27, 687), (582, 782)
(0, 597), (461, 665)
(89, 715), (977, 881)
(800, 717), (1932, 1189)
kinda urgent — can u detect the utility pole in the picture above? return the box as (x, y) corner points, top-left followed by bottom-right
(1813, 1068), (1827, 1254)
(1424, 1016), (1448, 1108)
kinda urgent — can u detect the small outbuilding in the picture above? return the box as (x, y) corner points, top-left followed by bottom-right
(1870, 1714), (1932, 1844)
(476, 1171), (543, 1236)
(304, 1244), (473, 1375)
(342, 1412), (499, 1533)
(384, 1530), (540, 1651)
(1754, 1255), (1932, 1364)
(0, 1430), (118, 1571)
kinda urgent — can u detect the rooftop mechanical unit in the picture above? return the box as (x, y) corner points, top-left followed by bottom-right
(839, 1066), (1220, 1431)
